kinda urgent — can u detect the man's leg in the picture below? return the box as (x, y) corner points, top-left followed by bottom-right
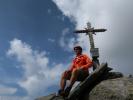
(59, 70), (71, 95)
(69, 69), (79, 87)
(60, 71), (67, 90)
(64, 69), (80, 96)
(60, 69), (79, 90)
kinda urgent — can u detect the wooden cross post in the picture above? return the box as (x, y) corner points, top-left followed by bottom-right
(74, 22), (107, 70)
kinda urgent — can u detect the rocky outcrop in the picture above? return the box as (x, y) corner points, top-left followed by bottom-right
(35, 63), (133, 100)
(36, 77), (133, 100)
(87, 77), (133, 100)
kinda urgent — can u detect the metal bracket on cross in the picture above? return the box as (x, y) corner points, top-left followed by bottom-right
(74, 22), (107, 70)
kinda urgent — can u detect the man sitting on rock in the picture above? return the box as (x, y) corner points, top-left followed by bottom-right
(58, 46), (93, 97)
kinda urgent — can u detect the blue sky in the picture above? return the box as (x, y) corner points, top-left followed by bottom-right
(0, 0), (133, 100)
(0, 0), (75, 99)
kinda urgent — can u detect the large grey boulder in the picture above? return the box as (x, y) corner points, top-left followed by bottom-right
(36, 63), (130, 100)
(35, 62), (132, 100)
(87, 77), (133, 100)
(35, 77), (133, 100)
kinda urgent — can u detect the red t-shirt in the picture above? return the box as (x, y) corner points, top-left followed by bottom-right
(69, 54), (93, 72)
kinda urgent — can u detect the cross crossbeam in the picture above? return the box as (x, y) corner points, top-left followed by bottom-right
(74, 28), (106, 34)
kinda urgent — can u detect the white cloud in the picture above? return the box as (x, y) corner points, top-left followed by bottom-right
(0, 96), (23, 100)
(0, 96), (34, 100)
(59, 28), (68, 46)
(7, 38), (66, 99)
(59, 28), (79, 52)
(53, 0), (133, 75)
(0, 85), (17, 95)
(48, 38), (55, 43)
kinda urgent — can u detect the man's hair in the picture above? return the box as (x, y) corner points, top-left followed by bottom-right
(74, 46), (82, 51)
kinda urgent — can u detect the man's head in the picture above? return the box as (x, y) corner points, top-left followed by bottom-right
(74, 46), (82, 55)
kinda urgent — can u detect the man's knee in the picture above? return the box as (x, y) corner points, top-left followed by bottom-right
(71, 69), (81, 77)
(72, 69), (80, 74)
(61, 70), (71, 79)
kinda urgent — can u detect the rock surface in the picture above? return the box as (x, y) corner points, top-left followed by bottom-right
(88, 77), (133, 100)
(36, 77), (133, 100)
(35, 63), (131, 100)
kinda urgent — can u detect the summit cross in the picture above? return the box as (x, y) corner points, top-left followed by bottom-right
(74, 22), (107, 70)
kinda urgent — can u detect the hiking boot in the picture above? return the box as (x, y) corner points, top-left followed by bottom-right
(58, 89), (64, 96)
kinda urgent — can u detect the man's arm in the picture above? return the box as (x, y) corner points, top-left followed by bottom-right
(81, 55), (93, 70)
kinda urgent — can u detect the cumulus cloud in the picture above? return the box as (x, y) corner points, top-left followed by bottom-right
(7, 38), (65, 99)
(0, 85), (17, 95)
(59, 28), (88, 53)
(48, 38), (55, 43)
(53, 0), (133, 75)
(0, 96), (23, 100)
(59, 28), (76, 51)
